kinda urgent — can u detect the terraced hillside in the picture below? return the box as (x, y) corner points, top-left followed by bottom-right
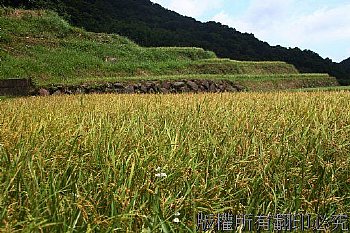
(0, 8), (338, 91)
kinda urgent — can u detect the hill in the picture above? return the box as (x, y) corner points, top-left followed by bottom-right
(341, 58), (350, 72)
(0, 8), (338, 95)
(1, 0), (349, 84)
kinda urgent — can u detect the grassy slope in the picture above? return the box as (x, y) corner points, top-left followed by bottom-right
(0, 8), (337, 88)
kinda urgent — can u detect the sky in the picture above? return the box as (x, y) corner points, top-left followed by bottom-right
(150, 0), (350, 63)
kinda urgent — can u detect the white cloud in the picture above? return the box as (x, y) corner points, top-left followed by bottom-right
(288, 6), (350, 43)
(212, 1), (350, 62)
(152, 0), (224, 18)
(151, 0), (168, 5)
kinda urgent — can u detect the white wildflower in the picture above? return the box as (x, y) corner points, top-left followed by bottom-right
(173, 217), (180, 223)
(175, 212), (180, 216)
(155, 172), (167, 178)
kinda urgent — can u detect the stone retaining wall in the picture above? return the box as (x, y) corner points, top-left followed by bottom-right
(37, 79), (246, 95)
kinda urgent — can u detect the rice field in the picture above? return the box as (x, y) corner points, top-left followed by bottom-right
(1, 92), (350, 232)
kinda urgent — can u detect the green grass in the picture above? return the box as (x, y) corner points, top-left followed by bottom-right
(0, 7), (328, 89)
(0, 9), (214, 82)
(1, 92), (350, 232)
(192, 58), (298, 74)
(0, 96), (9, 100)
(36, 73), (330, 84)
(292, 86), (350, 92)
